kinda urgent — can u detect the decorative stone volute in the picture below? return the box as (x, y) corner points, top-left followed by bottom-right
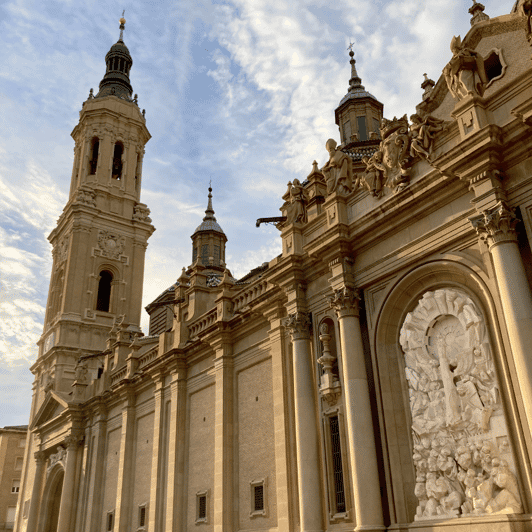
(469, 201), (519, 249)
(329, 286), (360, 318)
(282, 311), (310, 341)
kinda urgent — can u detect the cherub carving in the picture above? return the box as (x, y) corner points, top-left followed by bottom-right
(321, 139), (353, 196)
(409, 114), (445, 161)
(360, 150), (387, 197)
(443, 36), (488, 100)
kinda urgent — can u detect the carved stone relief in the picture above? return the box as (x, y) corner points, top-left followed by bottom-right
(399, 289), (522, 520)
(96, 230), (126, 260)
(132, 204), (152, 223)
(47, 445), (66, 474)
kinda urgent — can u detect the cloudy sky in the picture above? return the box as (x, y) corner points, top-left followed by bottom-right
(0, 0), (514, 426)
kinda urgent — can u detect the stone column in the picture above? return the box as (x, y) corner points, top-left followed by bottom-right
(330, 287), (384, 532)
(165, 362), (187, 532)
(283, 311), (323, 532)
(213, 334), (234, 532)
(56, 435), (82, 532)
(471, 201), (532, 430)
(25, 451), (46, 532)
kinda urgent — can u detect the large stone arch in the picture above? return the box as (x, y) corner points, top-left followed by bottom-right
(40, 463), (65, 532)
(371, 259), (529, 525)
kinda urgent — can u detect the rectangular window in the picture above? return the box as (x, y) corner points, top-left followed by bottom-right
(106, 510), (114, 531)
(249, 478), (267, 517)
(18, 438), (26, 448)
(373, 118), (381, 137)
(342, 120), (352, 143)
(14, 457), (23, 471)
(254, 485), (264, 511)
(196, 490), (208, 523)
(138, 504), (147, 528)
(11, 479), (20, 493)
(329, 415), (346, 513)
(192, 246), (198, 262)
(201, 245), (209, 266)
(357, 116), (368, 141)
(6, 506), (16, 524)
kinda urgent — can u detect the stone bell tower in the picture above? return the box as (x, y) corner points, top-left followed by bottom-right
(33, 16), (154, 399)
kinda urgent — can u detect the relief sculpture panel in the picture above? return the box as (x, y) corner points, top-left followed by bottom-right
(399, 289), (522, 521)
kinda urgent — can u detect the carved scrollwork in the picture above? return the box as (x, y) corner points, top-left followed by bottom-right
(400, 288), (522, 520)
(283, 312), (310, 340)
(329, 287), (360, 318)
(469, 201), (519, 248)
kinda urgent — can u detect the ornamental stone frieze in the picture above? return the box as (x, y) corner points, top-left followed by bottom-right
(282, 311), (310, 340)
(74, 186), (97, 208)
(469, 201), (519, 248)
(94, 230), (127, 261)
(329, 286), (360, 318)
(400, 288), (522, 520)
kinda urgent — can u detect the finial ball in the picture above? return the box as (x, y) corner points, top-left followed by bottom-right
(119, 17), (126, 24)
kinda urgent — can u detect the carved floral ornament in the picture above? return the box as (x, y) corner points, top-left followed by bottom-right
(329, 286), (360, 317)
(399, 288), (522, 520)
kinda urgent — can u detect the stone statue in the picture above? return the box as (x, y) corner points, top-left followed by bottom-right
(401, 289), (522, 521)
(321, 139), (354, 196)
(285, 179), (307, 224)
(379, 115), (412, 193)
(75, 361), (88, 383)
(443, 35), (489, 100)
(360, 150), (387, 197)
(409, 114), (445, 161)
(520, 0), (532, 42)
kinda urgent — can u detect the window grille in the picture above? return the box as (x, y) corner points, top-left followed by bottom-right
(201, 245), (209, 265)
(198, 495), (207, 519)
(138, 505), (146, 527)
(329, 415), (346, 513)
(254, 484), (264, 512)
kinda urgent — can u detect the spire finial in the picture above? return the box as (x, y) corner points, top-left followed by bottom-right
(204, 183), (215, 220)
(346, 42), (364, 93)
(119, 10), (126, 41)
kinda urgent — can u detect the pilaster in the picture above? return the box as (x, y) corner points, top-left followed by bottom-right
(213, 331), (234, 532)
(26, 451), (46, 532)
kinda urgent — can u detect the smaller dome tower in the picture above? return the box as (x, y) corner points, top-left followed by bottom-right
(335, 47), (383, 148)
(191, 187), (227, 271)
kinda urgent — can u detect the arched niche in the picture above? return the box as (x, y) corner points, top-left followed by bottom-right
(372, 260), (531, 524)
(41, 464), (65, 532)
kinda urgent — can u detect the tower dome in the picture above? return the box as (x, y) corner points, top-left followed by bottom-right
(96, 16), (134, 100)
(191, 187), (227, 269)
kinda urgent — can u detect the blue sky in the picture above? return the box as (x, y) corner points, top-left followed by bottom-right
(0, 0), (514, 426)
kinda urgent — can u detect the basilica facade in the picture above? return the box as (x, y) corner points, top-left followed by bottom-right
(14, 3), (532, 532)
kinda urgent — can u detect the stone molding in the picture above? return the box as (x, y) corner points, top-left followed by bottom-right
(470, 201), (519, 249)
(282, 311), (310, 340)
(329, 286), (360, 318)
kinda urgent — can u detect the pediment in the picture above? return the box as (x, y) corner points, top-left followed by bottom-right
(29, 391), (70, 430)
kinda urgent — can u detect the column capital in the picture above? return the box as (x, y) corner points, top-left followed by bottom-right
(64, 434), (83, 449)
(282, 311), (310, 340)
(34, 450), (47, 463)
(469, 200), (519, 249)
(329, 286), (360, 318)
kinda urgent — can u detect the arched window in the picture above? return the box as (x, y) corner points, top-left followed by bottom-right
(112, 142), (123, 180)
(89, 137), (99, 175)
(96, 270), (113, 312)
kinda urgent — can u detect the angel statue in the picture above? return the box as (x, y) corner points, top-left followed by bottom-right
(409, 114), (445, 161)
(443, 36), (488, 100)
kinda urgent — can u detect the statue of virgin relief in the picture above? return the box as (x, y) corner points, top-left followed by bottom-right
(400, 289), (522, 520)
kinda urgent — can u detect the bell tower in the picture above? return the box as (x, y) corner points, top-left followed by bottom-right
(33, 16), (154, 398)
